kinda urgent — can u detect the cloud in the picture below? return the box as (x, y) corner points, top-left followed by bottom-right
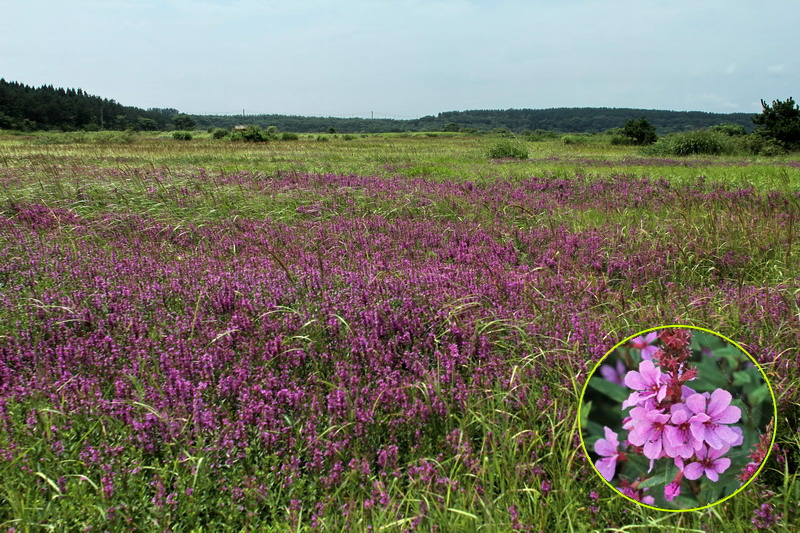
(724, 64), (737, 74)
(767, 64), (786, 74)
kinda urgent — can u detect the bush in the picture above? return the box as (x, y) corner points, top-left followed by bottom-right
(733, 134), (788, 156)
(281, 132), (299, 141)
(172, 131), (193, 141)
(212, 128), (229, 139)
(229, 125), (268, 142)
(487, 140), (528, 160)
(645, 130), (733, 156)
(709, 123), (746, 136)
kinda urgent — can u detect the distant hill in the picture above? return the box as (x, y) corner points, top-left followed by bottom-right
(1, 78), (757, 134)
(196, 108), (756, 135)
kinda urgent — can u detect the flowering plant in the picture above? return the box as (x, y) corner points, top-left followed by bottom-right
(580, 327), (775, 510)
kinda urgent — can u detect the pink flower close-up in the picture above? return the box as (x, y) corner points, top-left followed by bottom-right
(627, 406), (671, 463)
(630, 331), (660, 361)
(682, 444), (732, 482)
(686, 389), (742, 449)
(663, 403), (702, 459)
(622, 360), (668, 409)
(594, 426), (622, 481)
(600, 359), (627, 386)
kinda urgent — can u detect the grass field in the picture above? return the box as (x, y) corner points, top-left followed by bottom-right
(1, 132), (799, 531)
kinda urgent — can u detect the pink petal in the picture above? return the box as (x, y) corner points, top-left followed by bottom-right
(713, 424), (740, 446)
(645, 331), (658, 343)
(707, 389), (733, 418)
(713, 457), (731, 474)
(685, 393), (707, 414)
(595, 438), (617, 457)
(595, 457), (616, 481)
(643, 439), (662, 461)
(656, 385), (667, 402)
(683, 462), (704, 480)
(670, 405), (689, 425)
(704, 467), (719, 482)
(704, 428), (724, 450)
(715, 405), (741, 424)
(621, 391), (641, 410)
(624, 370), (648, 390)
(690, 421), (706, 444)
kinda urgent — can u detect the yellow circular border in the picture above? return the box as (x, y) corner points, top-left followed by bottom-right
(577, 324), (779, 512)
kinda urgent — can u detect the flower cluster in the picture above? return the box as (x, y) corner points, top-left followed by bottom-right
(594, 329), (743, 504)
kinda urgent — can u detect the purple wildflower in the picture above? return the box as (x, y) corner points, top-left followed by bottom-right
(683, 444), (732, 482)
(622, 360), (668, 409)
(686, 389), (741, 449)
(664, 481), (681, 501)
(663, 403), (701, 459)
(630, 332), (659, 361)
(599, 359), (626, 386)
(627, 406), (671, 464)
(594, 426), (622, 481)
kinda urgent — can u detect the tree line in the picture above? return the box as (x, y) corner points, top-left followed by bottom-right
(189, 108), (757, 136)
(0, 78), (770, 135)
(0, 79), (191, 131)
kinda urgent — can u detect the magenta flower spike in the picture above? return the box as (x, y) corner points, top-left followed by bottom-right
(686, 389), (742, 449)
(622, 360), (668, 409)
(594, 426), (622, 481)
(683, 444), (732, 482)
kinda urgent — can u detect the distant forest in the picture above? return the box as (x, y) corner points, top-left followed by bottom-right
(196, 109), (756, 135)
(1, 78), (757, 135)
(0, 79), (179, 131)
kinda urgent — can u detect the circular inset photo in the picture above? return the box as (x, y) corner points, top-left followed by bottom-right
(578, 326), (776, 511)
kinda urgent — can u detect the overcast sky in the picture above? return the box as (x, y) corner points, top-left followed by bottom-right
(1, 0), (797, 118)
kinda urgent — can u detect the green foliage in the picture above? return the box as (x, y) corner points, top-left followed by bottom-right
(487, 140), (528, 159)
(211, 128), (229, 139)
(561, 134), (591, 145)
(709, 123), (747, 136)
(443, 122), (461, 132)
(229, 125), (269, 142)
(135, 117), (158, 131)
(280, 132), (299, 140)
(172, 114), (196, 130)
(622, 117), (658, 145)
(753, 97), (800, 148)
(646, 129), (734, 156)
(171, 131), (193, 141)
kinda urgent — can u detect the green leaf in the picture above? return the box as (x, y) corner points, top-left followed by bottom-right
(639, 471), (667, 488)
(733, 370), (752, 386)
(587, 377), (629, 403)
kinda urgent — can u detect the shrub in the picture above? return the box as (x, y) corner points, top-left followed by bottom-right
(212, 128), (229, 139)
(281, 132), (299, 141)
(646, 130), (733, 156)
(172, 131), (193, 141)
(230, 125), (267, 142)
(487, 140), (528, 160)
(561, 134), (592, 145)
(709, 123), (746, 136)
